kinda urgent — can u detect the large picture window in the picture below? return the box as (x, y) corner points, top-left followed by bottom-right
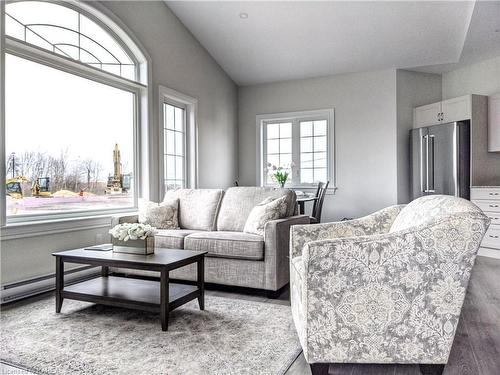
(159, 86), (198, 196)
(2, 1), (148, 223)
(258, 109), (334, 188)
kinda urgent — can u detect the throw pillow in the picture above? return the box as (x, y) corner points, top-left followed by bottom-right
(243, 195), (289, 236)
(138, 198), (179, 229)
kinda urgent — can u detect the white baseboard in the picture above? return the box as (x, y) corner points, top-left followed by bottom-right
(1, 266), (100, 304)
(478, 247), (500, 260)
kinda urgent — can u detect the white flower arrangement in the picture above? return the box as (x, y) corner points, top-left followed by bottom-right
(266, 162), (296, 188)
(109, 223), (157, 242)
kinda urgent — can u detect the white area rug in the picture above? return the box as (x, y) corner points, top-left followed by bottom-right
(1, 295), (301, 375)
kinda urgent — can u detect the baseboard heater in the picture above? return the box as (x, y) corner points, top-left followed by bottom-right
(1, 266), (100, 304)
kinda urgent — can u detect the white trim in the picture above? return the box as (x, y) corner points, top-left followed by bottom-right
(1, 265), (100, 303)
(1, 0), (152, 227)
(256, 109), (336, 189)
(0, 0), (6, 227)
(0, 214), (116, 240)
(158, 85), (198, 199)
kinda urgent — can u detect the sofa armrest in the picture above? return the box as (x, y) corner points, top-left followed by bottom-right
(110, 214), (139, 228)
(263, 215), (310, 290)
(290, 204), (404, 258)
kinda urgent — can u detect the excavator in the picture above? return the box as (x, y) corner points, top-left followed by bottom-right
(31, 177), (52, 197)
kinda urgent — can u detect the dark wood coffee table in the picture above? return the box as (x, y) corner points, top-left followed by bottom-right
(52, 248), (207, 331)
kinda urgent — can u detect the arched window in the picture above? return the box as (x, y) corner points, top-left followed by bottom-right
(5, 1), (137, 80)
(2, 1), (149, 223)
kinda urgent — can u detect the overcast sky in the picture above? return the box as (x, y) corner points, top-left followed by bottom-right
(5, 54), (134, 180)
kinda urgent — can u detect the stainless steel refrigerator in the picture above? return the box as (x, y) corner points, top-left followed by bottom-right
(410, 121), (470, 200)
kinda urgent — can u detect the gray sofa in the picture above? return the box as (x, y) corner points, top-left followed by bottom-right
(111, 187), (310, 292)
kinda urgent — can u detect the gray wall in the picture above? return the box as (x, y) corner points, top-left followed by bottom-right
(1, 1), (238, 285)
(442, 56), (500, 186)
(396, 70), (442, 203)
(238, 69), (399, 222)
(442, 56), (500, 99)
(101, 1), (238, 194)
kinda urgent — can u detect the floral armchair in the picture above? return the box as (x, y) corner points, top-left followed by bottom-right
(289, 195), (490, 375)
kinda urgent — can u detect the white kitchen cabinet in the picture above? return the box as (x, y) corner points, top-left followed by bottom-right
(471, 186), (500, 259)
(413, 95), (471, 127)
(413, 102), (442, 127)
(441, 95), (471, 123)
(488, 93), (500, 152)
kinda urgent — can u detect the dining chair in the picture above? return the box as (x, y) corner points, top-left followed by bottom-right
(310, 181), (329, 224)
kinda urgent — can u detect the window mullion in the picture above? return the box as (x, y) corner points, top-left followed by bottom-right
(291, 119), (301, 186)
(262, 122), (267, 186)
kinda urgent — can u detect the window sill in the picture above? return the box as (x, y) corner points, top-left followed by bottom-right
(0, 210), (137, 240)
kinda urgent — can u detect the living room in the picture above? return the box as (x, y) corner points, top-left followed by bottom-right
(1, 1), (499, 374)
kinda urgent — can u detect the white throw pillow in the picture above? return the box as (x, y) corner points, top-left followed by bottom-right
(243, 196), (289, 236)
(138, 198), (179, 229)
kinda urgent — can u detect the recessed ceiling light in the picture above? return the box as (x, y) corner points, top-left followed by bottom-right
(239, 12), (248, 19)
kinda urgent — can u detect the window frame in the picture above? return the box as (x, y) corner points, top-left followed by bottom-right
(5, 0), (141, 82)
(0, 0), (151, 228)
(163, 100), (187, 190)
(158, 85), (198, 199)
(256, 109), (335, 189)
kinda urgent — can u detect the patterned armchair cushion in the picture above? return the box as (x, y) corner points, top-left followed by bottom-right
(217, 187), (296, 232)
(390, 195), (483, 232)
(291, 196), (490, 365)
(163, 189), (224, 231)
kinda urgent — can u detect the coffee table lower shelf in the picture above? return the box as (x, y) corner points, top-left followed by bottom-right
(63, 276), (199, 316)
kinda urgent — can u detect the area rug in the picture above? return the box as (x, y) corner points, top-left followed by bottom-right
(1, 295), (301, 375)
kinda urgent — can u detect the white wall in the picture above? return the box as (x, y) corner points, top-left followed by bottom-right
(396, 70), (442, 203)
(100, 0), (238, 194)
(1, 1), (238, 285)
(238, 69), (399, 222)
(442, 56), (500, 99)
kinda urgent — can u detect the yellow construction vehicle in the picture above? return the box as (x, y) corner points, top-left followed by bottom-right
(6, 176), (27, 199)
(31, 177), (52, 197)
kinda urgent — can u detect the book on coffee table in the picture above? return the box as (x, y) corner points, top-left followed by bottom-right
(84, 244), (112, 251)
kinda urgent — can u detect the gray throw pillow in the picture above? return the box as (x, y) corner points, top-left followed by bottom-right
(243, 195), (289, 235)
(138, 198), (179, 229)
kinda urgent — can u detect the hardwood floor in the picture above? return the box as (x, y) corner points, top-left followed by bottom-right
(1, 256), (499, 375)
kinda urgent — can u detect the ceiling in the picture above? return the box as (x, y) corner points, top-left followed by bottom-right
(165, 1), (500, 86)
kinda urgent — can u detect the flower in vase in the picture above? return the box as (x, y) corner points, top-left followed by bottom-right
(109, 223), (157, 242)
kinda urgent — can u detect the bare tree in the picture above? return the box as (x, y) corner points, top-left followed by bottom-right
(80, 158), (103, 192)
(47, 149), (69, 192)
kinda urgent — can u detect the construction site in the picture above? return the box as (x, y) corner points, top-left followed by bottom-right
(5, 144), (133, 216)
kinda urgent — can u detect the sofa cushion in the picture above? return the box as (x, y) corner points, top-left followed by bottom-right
(243, 196), (289, 235)
(184, 231), (264, 260)
(138, 198), (179, 229)
(217, 187), (296, 232)
(154, 229), (201, 249)
(163, 189), (224, 231)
